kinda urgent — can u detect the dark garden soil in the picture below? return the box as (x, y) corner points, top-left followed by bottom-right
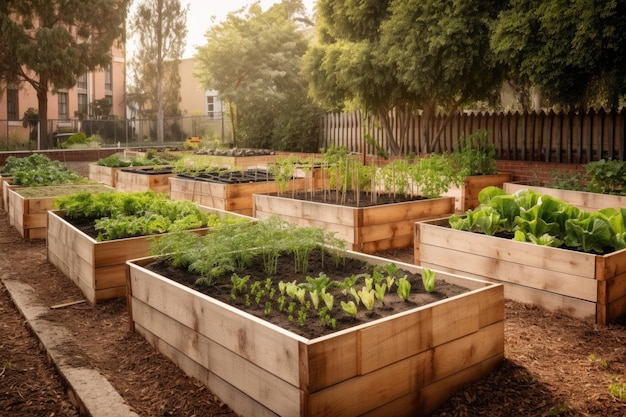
(2, 208), (626, 416)
(284, 189), (427, 207)
(143, 249), (469, 339)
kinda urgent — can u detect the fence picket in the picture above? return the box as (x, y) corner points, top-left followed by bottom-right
(321, 108), (625, 162)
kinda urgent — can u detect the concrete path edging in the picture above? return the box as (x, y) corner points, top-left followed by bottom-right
(2, 277), (140, 417)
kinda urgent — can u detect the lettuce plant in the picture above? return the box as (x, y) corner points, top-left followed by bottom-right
(452, 187), (626, 254)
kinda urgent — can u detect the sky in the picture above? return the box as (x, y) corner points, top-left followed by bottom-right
(128, 0), (317, 60)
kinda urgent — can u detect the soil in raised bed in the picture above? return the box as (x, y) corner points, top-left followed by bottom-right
(274, 189), (427, 208)
(143, 248), (469, 339)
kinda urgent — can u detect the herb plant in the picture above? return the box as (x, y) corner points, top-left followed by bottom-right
(450, 129), (497, 176)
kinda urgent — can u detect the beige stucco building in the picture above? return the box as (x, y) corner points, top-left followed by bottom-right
(0, 44), (126, 148)
(178, 58), (223, 117)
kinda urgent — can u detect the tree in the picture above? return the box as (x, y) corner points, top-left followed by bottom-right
(302, 0), (411, 155)
(129, 0), (188, 143)
(491, 0), (626, 110)
(194, 0), (321, 150)
(304, 0), (504, 155)
(380, 0), (505, 151)
(0, 1), (129, 149)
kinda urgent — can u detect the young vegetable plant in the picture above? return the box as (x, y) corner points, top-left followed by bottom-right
(421, 268), (436, 293)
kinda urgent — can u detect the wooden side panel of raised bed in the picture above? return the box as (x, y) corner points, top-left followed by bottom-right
(4, 182), (20, 224)
(254, 194), (454, 254)
(88, 164), (121, 187)
(503, 182), (626, 212)
(357, 197), (455, 253)
(47, 211), (98, 303)
(308, 322), (504, 417)
(170, 177), (306, 216)
(444, 173), (512, 212)
(115, 170), (174, 195)
(47, 210), (211, 304)
(134, 321), (279, 417)
(8, 189), (52, 239)
(1, 176), (13, 211)
(415, 219), (626, 323)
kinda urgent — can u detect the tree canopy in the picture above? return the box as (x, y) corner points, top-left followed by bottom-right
(304, 0), (505, 154)
(129, 0), (188, 143)
(491, 0), (626, 109)
(194, 0), (321, 151)
(0, 0), (129, 149)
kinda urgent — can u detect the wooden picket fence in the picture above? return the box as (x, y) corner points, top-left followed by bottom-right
(321, 107), (626, 163)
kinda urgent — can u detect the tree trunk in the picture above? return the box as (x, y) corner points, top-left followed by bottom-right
(156, 77), (164, 143)
(376, 108), (402, 156)
(36, 82), (49, 150)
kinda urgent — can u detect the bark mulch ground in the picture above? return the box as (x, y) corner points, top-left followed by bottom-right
(1, 210), (626, 416)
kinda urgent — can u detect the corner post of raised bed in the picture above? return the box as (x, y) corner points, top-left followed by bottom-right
(125, 262), (135, 333)
(414, 221), (422, 265)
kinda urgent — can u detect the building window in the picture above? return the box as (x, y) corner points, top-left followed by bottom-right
(105, 65), (112, 91)
(78, 93), (88, 117)
(77, 73), (88, 90)
(206, 96), (215, 118)
(58, 92), (68, 120)
(7, 88), (19, 121)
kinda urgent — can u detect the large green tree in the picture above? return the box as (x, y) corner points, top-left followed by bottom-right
(381, 0), (505, 151)
(491, 0), (626, 109)
(304, 0), (504, 154)
(129, 0), (188, 143)
(194, 0), (321, 151)
(303, 0), (410, 155)
(0, 0), (130, 149)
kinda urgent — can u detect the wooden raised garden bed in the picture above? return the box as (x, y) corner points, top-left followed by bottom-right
(170, 171), (307, 216)
(195, 153), (278, 170)
(504, 181), (626, 211)
(115, 166), (175, 195)
(88, 163), (128, 187)
(1, 175), (15, 213)
(46, 207), (251, 303)
(444, 173), (512, 212)
(253, 193), (455, 253)
(415, 218), (626, 324)
(8, 184), (112, 240)
(126, 251), (504, 417)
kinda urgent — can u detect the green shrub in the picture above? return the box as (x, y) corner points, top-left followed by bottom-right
(96, 155), (131, 168)
(450, 129), (497, 176)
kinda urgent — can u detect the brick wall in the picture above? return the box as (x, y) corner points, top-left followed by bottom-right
(497, 160), (586, 184)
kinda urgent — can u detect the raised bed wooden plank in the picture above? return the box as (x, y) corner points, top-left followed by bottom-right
(503, 182), (626, 212)
(416, 218), (626, 323)
(127, 252), (504, 417)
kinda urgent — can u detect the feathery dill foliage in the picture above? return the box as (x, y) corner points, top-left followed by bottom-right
(54, 190), (236, 241)
(149, 216), (347, 286)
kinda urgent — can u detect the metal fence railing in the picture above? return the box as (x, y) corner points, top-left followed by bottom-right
(0, 114), (232, 151)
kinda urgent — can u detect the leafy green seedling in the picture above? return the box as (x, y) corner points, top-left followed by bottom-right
(358, 287), (376, 310)
(309, 290), (320, 310)
(422, 268), (436, 293)
(397, 275), (411, 300)
(321, 291), (334, 310)
(374, 283), (387, 303)
(341, 300), (358, 318)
